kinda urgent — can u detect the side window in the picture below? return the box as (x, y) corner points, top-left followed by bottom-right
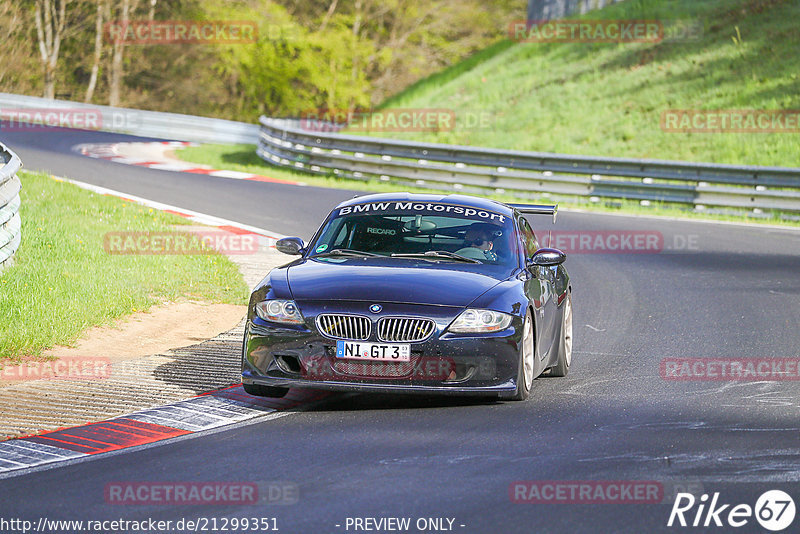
(518, 217), (539, 257)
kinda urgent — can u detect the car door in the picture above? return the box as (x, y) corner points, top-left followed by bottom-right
(518, 216), (557, 361)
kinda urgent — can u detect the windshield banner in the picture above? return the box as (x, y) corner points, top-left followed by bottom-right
(337, 202), (507, 223)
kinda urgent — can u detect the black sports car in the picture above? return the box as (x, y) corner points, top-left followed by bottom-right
(242, 193), (572, 401)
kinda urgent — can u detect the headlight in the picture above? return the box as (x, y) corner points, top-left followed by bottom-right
(255, 299), (304, 324)
(447, 309), (513, 333)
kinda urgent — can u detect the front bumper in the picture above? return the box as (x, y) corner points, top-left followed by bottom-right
(242, 301), (523, 399)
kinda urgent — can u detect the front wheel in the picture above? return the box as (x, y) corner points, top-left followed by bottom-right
(548, 291), (573, 377)
(243, 383), (289, 398)
(512, 311), (536, 401)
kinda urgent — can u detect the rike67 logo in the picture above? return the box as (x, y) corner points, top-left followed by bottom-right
(668, 490), (796, 531)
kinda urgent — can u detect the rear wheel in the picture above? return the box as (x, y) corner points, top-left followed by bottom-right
(512, 311), (535, 401)
(243, 383), (289, 398)
(548, 291), (573, 377)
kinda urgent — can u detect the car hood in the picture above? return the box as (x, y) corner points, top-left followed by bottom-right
(285, 258), (507, 307)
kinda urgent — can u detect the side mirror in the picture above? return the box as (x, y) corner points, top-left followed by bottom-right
(529, 247), (566, 267)
(276, 237), (305, 256)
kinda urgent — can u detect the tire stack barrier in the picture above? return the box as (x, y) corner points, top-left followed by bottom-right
(0, 142), (22, 273)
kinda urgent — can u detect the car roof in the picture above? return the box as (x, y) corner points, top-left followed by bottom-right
(334, 193), (516, 218)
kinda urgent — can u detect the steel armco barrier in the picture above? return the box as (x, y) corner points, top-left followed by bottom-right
(257, 116), (800, 212)
(0, 142), (22, 273)
(0, 92), (259, 144)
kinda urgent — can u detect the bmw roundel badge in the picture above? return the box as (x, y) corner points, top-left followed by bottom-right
(369, 304), (382, 313)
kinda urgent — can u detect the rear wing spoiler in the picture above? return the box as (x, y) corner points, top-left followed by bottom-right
(508, 204), (558, 224)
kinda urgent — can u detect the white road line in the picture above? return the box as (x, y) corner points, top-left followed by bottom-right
(209, 170), (258, 179)
(50, 175), (286, 240)
(146, 163), (198, 171)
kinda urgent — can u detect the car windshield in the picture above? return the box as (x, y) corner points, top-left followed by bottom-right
(308, 201), (519, 268)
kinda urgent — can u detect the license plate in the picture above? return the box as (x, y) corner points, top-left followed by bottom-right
(336, 341), (411, 362)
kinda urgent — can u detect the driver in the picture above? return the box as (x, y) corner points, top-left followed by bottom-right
(456, 223), (499, 262)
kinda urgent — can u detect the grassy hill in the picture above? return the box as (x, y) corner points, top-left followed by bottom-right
(367, 0), (800, 167)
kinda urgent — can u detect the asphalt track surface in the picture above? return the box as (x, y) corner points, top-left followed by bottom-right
(2, 128), (800, 533)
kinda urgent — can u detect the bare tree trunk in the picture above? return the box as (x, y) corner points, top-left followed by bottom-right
(34, 0), (68, 99)
(319, 0), (338, 32)
(84, 0), (105, 102)
(352, 0), (363, 39)
(349, 0), (363, 109)
(147, 0), (156, 21)
(109, 0), (139, 106)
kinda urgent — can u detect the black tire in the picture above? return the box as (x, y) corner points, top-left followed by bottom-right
(243, 383), (290, 398)
(512, 311), (536, 401)
(548, 291), (573, 378)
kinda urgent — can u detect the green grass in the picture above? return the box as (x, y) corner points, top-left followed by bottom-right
(0, 171), (249, 363)
(358, 0), (800, 167)
(174, 143), (800, 227)
(176, 0), (800, 226)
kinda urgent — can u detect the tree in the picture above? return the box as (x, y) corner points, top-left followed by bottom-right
(0, 4), (31, 90)
(84, 0), (106, 102)
(108, 0), (141, 106)
(4, 0), (522, 118)
(319, 0), (338, 31)
(34, 0), (69, 99)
